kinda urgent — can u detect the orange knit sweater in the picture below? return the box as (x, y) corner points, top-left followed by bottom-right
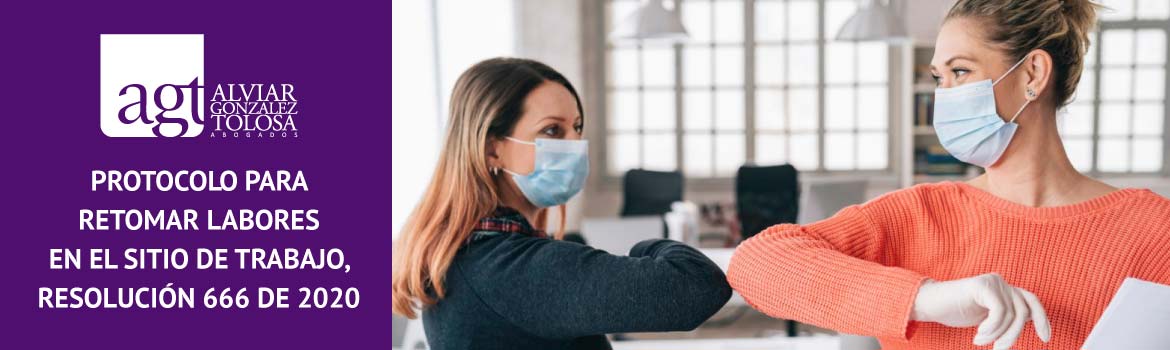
(727, 181), (1170, 349)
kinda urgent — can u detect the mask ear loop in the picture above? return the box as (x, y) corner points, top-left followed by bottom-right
(1008, 99), (1031, 123)
(997, 55), (1033, 123)
(993, 55), (1030, 85)
(505, 136), (537, 145)
(499, 167), (524, 177)
(499, 136), (536, 176)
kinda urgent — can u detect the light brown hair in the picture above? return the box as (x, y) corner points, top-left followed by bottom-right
(947, 0), (1103, 106)
(391, 58), (583, 318)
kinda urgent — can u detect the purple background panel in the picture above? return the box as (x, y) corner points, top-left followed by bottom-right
(0, 0), (394, 347)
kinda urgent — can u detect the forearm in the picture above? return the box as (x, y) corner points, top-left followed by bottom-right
(728, 223), (927, 339)
(479, 237), (731, 338)
(620, 239), (734, 330)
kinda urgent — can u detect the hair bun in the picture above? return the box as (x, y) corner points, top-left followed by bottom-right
(1061, 0), (1101, 37)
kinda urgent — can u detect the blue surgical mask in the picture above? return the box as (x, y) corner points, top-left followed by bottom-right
(933, 56), (1031, 168)
(499, 137), (589, 208)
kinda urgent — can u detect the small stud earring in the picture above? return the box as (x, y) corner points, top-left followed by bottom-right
(492, 167), (499, 176)
(1026, 88), (1036, 98)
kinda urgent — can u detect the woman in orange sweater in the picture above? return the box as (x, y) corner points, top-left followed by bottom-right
(728, 1), (1170, 349)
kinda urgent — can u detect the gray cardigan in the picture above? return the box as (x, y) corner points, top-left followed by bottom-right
(422, 232), (733, 350)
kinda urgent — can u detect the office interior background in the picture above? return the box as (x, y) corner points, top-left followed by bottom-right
(392, 0), (1170, 349)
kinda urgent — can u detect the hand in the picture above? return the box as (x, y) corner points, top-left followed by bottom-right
(911, 273), (1051, 349)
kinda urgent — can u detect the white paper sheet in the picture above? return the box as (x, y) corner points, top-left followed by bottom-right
(1082, 277), (1170, 349)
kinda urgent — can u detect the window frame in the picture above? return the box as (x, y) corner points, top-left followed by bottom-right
(1073, 18), (1170, 177)
(590, 0), (908, 189)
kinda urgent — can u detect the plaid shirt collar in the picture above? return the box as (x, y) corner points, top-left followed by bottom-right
(471, 207), (548, 240)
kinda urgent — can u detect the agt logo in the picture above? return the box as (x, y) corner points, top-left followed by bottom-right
(99, 34), (299, 139)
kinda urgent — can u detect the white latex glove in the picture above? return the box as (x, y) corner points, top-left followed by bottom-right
(911, 273), (1051, 349)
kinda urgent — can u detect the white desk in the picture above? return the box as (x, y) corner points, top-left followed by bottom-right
(700, 248), (735, 272)
(700, 248), (746, 306)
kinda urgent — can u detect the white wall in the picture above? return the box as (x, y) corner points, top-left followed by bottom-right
(435, 0), (517, 123)
(904, 0), (956, 46)
(392, 0), (518, 239)
(392, 0), (441, 240)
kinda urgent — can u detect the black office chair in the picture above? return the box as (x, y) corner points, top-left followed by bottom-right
(735, 164), (801, 336)
(620, 169), (684, 217)
(620, 169), (683, 239)
(735, 164), (800, 241)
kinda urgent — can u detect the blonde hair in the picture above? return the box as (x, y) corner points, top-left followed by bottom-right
(391, 58), (582, 319)
(947, 0), (1103, 107)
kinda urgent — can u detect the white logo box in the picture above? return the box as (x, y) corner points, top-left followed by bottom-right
(100, 34), (204, 137)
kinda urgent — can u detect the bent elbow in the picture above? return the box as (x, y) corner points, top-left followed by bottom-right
(704, 276), (734, 316)
(668, 265), (734, 331)
(678, 280), (733, 331)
